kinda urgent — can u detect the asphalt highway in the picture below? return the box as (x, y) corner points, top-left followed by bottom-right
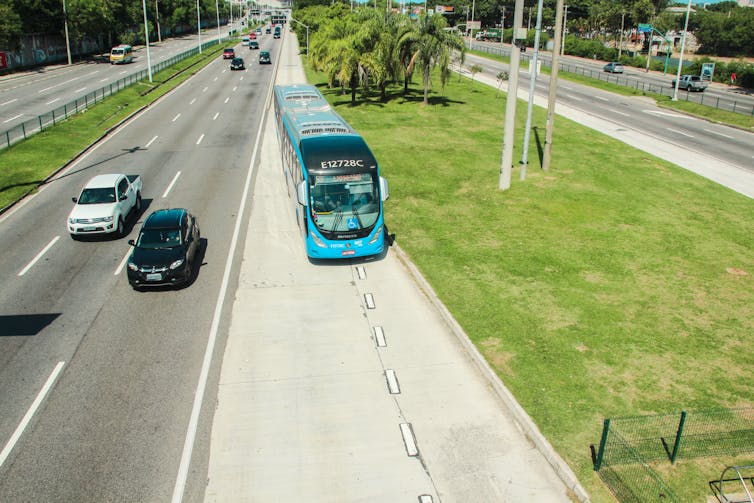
(0, 21), (248, 134)
(0, 30), (281, 502)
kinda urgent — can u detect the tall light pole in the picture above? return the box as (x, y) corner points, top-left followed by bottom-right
(290, 16), (309, 56)
(62, 0), (72, 65)
(499, 0), (525, 191)
(618, 10), (625, 60)
(196, 0), (202, 53)
(520, 0), (544, 180)
(155, 0), (162, 43)
(542, 0), (564, 172)
(561, 4), (568, 56)
(216, 0), (221, 42)
(142, 0), (153, 82)
(672, 0), (693, 101)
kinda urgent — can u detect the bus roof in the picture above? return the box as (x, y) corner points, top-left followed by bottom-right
(301, 136), (377, 175)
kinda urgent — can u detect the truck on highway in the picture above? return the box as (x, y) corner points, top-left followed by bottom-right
(475, 28), (502, 42)
(672, 75), (709, 92)
(67, 174), (143, 239)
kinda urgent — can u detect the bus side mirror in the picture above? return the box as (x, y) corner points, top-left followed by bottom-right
(296, 181), (308, 206)
(380, 177), (389, 201)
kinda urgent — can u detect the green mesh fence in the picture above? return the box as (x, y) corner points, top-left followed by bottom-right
(597, 428), (681, 503)
(594, 408), (754, 502)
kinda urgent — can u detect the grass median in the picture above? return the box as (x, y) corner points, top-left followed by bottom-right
(304, 63), (754, 501)
(0, 42), (228, 211)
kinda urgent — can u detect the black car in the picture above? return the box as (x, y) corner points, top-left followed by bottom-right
(259, 51), (271, 64)
(127, 208), (200, 289)
(230, 57), (245, 70)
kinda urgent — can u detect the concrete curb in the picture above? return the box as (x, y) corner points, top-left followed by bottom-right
(390, 242), (591, 503)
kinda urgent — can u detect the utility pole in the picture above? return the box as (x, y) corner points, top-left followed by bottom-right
(142, 0), (152, 82)
(63, 0), (72, 65)
(520, 0), (543, 180)
(498, 0), (525, 191)
(196, 0), (202, 53)
(542, 0), (564, 172)
(155, 0), (162, 43)
(501, 6), (506, 44)
(561, 4), (568, 56)
(672, 0), (693, 101)
(618, 10), (625, 59)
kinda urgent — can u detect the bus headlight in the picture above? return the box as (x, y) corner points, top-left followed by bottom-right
(310, 231), (327, 248)
(368, 225), (383, 245)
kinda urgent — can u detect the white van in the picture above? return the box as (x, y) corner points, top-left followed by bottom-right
(109, 44), (133, 64)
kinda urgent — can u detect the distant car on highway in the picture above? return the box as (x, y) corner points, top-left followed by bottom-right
(223, 48), (235, 59)
(255, 28), (262, 36)
(127, 208), (201, 289)
(672, 74), (709, 92)
(230, 57), (245, 70)
(68, 174), (142, 239)
(603, 62), (624, 74)
(249, 41), (259, 50)
(259, 51), (271, 64)
(265, 26), (271, 34)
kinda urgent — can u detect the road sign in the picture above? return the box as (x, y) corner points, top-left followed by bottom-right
(638, 23), (652, 33)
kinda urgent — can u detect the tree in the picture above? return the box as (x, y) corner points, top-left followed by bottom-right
(0, 2), (23, 49)
(410, 13), (465, 105)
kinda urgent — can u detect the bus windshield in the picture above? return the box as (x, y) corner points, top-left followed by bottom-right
(310, 173), (379, 232)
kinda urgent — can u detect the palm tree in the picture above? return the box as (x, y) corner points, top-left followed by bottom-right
(409, 13), (465, 105)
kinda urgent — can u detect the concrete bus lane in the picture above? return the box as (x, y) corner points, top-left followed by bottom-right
(204, 31), (577, 503)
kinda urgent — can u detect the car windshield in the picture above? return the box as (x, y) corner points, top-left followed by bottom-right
(136, 228), (182, 249)
(78, 187), (116, 204)
(232, 58), (243, 64)
(309, 173), (380, 232)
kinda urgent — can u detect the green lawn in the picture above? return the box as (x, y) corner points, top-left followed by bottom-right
(304, 64), (754, 502)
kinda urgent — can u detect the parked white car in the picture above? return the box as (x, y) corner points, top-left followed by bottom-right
(67, 174), (142, 239)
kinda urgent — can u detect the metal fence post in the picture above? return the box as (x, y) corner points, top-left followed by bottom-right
(595, 418), (611, 471)
(670, 410), (687, 464)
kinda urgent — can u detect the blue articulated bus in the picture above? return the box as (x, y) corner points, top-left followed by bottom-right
(273, 84), (389, 259)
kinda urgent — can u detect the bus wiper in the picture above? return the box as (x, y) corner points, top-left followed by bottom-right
(351, 205), (363, 229)
(331, 207), (343, 232)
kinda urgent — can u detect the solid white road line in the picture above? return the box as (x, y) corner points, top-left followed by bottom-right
(172, 113), (181, 122)
(18, 236), (60, 276)
(145, 135), (158, 148)
(224, 97), (230, 104)
(212, 112), (219, 121)
(0, 361), (66, 468)
(162, 171), (182, 198)
(196, 134), (204, 145)
(170, 73), (274, 503)
(115, 248), (132, 276)
(1, 98), (19, 106)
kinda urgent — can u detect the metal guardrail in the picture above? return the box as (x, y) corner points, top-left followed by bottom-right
(468, 42), (754, 118)
(0, 39), (220, 150)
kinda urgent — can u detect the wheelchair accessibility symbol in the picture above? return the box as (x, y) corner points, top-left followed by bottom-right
(347, 217), (359, 230)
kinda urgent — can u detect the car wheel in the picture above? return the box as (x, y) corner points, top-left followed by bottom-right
(135, 193), (142, 214)
(70, 233), (79, 241)
(117, 217), (125, 237)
